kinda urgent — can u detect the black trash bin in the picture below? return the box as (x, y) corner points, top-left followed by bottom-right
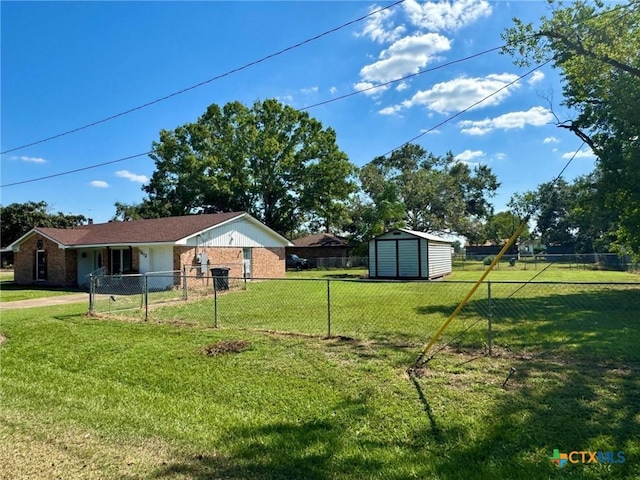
(211, 267), (230, 290)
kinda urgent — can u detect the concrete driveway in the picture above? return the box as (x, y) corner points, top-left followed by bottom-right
(0, 293), (89, 310)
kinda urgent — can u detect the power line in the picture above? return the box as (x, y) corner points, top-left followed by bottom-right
(0, 152), (151, 188)
(300, 44), (504, 111)
(1, 1), (622, 189)
(0, 0), (406, 155)
(381, 59), (553, 157)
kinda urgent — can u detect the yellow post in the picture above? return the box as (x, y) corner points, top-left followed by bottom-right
(415, 219), (528, 365)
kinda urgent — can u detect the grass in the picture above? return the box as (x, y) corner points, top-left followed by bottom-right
(1, 302), (638, 479)
(0, 281), (83, 302)
(2, 266), (639, 478)
(0, 268), (87, 302)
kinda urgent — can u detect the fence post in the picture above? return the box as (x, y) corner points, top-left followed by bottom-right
(326, 279), (331, 338)
(89, 274), (94, 314)
(183, 266), (188, 301)
(243, 263), (247, 289)
(144, 273), (149, 321)
(213, 276), (218, 328)
(487, 281), (493, 356)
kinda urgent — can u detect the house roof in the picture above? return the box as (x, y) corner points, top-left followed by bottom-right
(291, 233), (349, 248)
(4, 212), (291, 249)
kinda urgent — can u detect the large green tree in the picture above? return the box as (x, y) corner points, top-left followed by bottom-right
(348, 144), (499, 241)
(0, 201), (86, 247)
(134, 99), (356, 236)
(508, 174), (614, 253)
(502, 0), (640, 257)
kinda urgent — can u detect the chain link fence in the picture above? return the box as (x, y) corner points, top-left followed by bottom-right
(455, 253), (639, 272)
(89, 273), (640, 362)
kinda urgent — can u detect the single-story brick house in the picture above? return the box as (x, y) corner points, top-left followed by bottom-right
(3, 212), (292, 288)
(287, 233), (351, 267)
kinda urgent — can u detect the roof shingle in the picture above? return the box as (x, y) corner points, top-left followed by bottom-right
(35, 212), (244, 246)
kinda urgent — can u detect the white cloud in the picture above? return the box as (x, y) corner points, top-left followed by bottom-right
(116, 170), (148, 183)
(359, 33), (451, 83)
(396, 81), (409, 91)
(353, 81), (389, 96)
(402, 0), (492, 32)
(543, 136), (560, 144)
(402, 73), (520, 114)
(458, 106), (554, 135)
(276, 95), (294, 103)
(494, 153), (507, 161)
(527, 70), (545, 85)
(330, 86), (337, 94)
(14, 155), (46, 163)
(562, 148), (596, 159)
(300, 86), (319, 94)
(379, 105), (402, 115)
(455, 149), (485, 163)
(90, 180), (109, 188)
(356, 4), (406, 43)
(420, 128), (441, 134)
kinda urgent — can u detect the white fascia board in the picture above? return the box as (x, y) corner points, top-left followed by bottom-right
(3, 228), (66, 251)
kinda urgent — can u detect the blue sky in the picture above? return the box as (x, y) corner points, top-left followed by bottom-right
(1, 1), (596, 226)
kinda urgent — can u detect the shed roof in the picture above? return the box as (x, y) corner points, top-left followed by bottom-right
(371, 228), (453, 243)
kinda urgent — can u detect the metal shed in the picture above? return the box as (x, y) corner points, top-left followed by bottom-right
(368, 228), (453, 279)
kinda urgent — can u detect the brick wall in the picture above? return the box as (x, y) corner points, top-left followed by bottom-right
(251, 247), (285, 278)
(13, 233), (75, 287)
(174, 246), (285, 286)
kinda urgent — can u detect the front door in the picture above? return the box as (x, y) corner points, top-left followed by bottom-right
(36, 251), (47, 281)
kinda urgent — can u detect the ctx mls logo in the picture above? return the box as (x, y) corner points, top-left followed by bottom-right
(550, 449), (625, 467)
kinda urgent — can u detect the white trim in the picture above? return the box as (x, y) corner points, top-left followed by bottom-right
(2, 228), (66, 251)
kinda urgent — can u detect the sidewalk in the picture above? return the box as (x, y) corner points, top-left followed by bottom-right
(0, 293), (89, 310)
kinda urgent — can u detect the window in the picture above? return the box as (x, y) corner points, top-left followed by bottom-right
(110, 248), (133, 274)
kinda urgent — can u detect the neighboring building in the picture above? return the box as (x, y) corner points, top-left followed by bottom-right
(465, 241), (518, 258)
(3, 212), (292, 288)
(287, 233), (351, 267)
(368, 229), (453, 279)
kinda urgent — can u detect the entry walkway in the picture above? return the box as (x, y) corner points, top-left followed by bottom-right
(0, 293), (89, 310)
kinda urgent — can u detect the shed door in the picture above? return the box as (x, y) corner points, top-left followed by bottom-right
(398, 239), (419, 277)
(376, 241), (396, 277)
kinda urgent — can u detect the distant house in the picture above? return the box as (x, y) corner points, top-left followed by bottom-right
(369, 229), (452, 279)
(3, 212), (292, 288)
(287, 233), (351, 267)
(465, 241), (518, 258)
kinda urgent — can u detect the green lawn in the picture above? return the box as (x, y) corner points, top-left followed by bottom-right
(2, 270), (639, 478)
(1, 304), (638, 479)
(0, 280), (83, 302)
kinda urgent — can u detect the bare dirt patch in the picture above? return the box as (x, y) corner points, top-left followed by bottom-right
(200, 340), (251, 356)
(0, 334), (6, 345)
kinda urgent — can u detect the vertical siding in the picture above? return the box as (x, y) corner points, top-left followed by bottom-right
(398, 239), (419, 277)
(428, 242), (452, 278)
(376, 241), (397, 277)
(186, 218), (286, 248)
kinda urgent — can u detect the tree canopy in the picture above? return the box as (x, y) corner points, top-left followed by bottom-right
(0, 201), (86, 247)
(508, 174), (614, 253)
(344, 144), (499, 243)
(129, 99), (356, 236)
(502, 0), (640, 257)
